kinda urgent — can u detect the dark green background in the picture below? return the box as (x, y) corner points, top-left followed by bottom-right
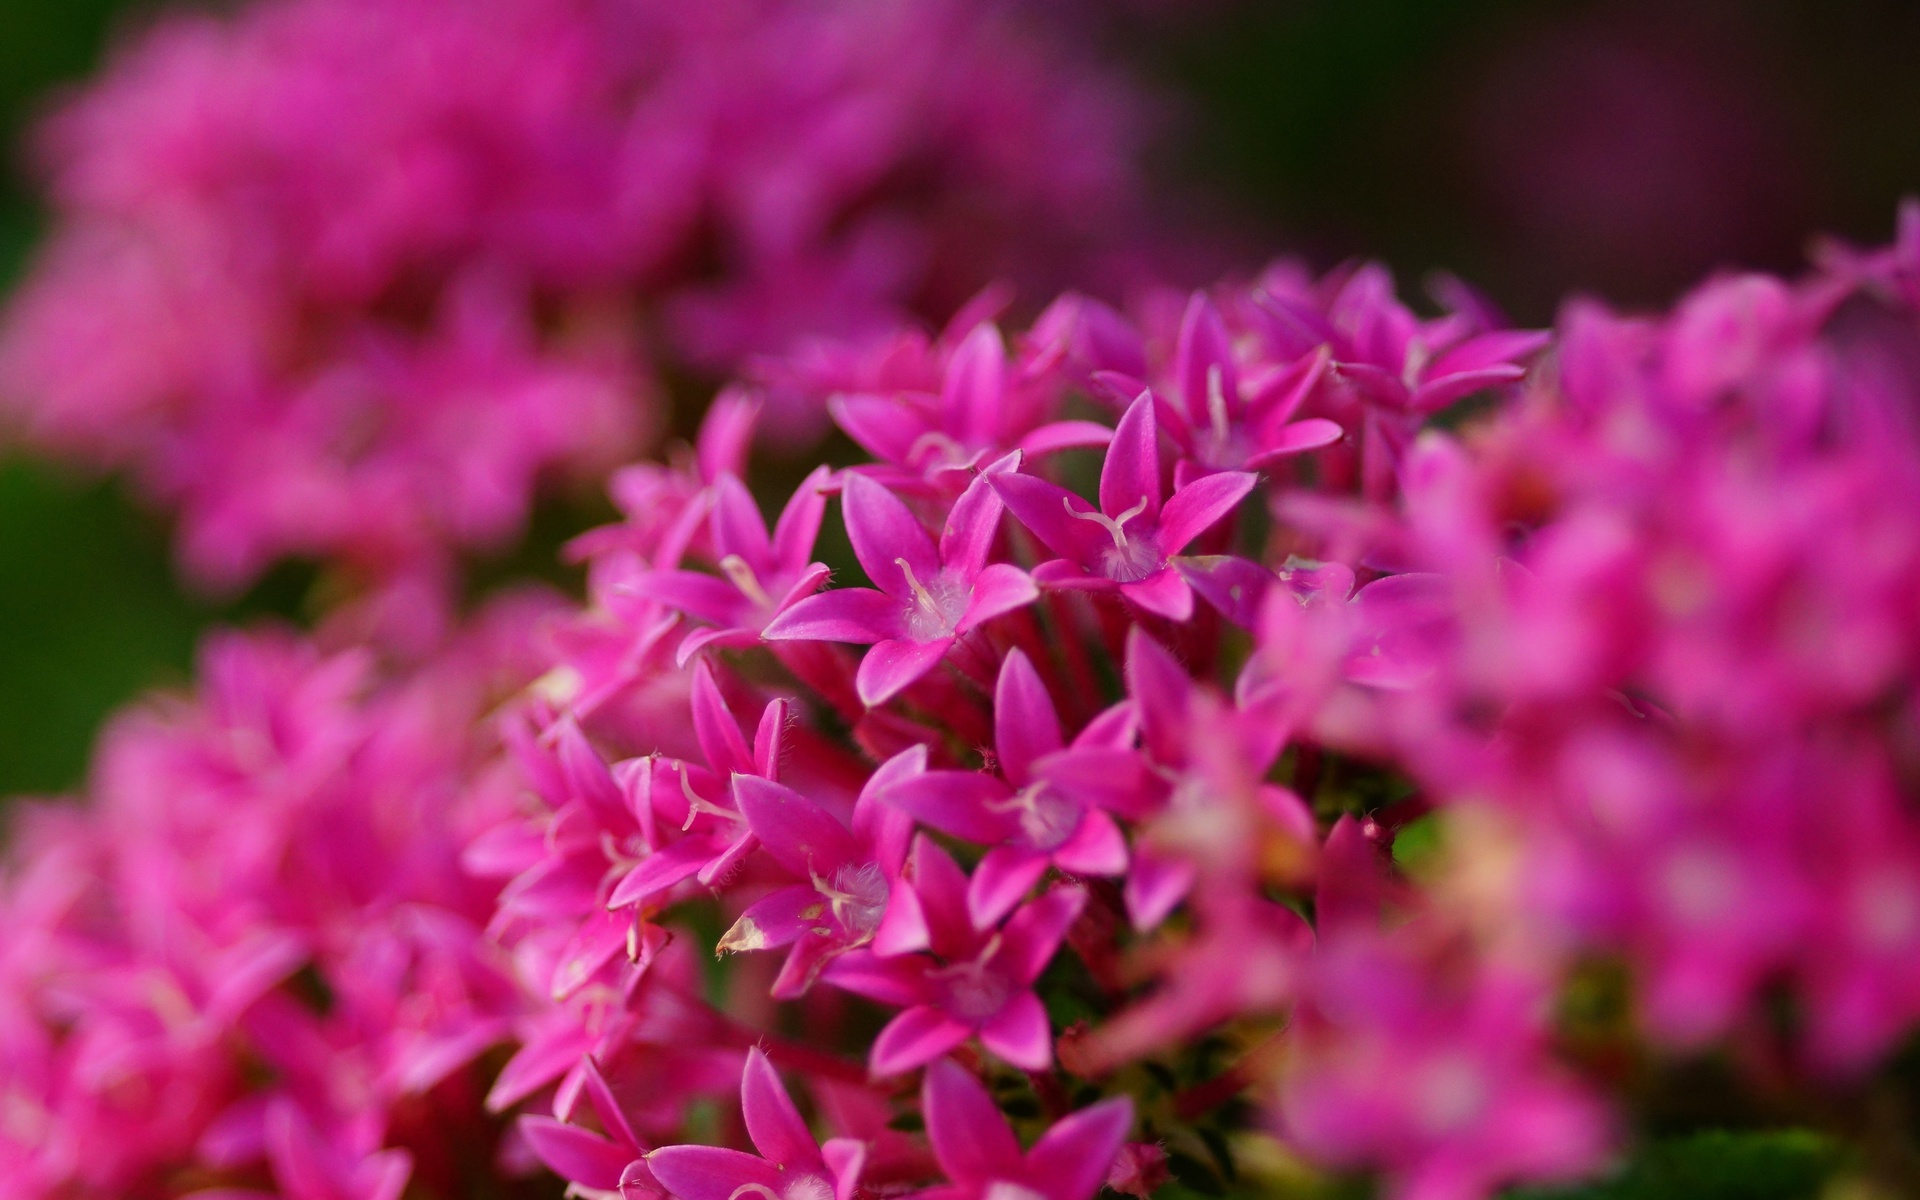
(1, 0), (1917, 795)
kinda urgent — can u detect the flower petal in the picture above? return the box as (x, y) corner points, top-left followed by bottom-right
(1158, 470), (1256, 554)
(884, 770), (1013, 844)
(998, 885), (1086, 984)
(1174, 293), (1239, 430)
(944, 322), (1008, 448)
(762, 588), (904, 644)
(772, 465), (834, 570)
(843, 471), (939, 600)
(968, 847), (1050, 930)
(939, 467), (1008, 579)
(955, 563), (1038, 634)
(646, 1146), (781, 1200)
(520, 1117), (636, 1192)
(922, 1058), (1024, 1182)
(690, 659), (754, 776)
(979, 989), (1054, 1071)
(1025, 1097), (1134, 1200)
(1016, 420), (1114, 458)
(1052, 810), (1129, 878)
(991, 471), (1110, 565)
(735, 775), (859, 878)
(1243, 418), (1344, 470)
(742, 1048), (822, 1170)
(1119, 569), (1193, 621)
(708, 474), (773, 567)
(870, 1005), (973, 1077)
(993, 648), (1064, 784)
(1100, 392), (1163, 523)
(855, 637), (952, 707)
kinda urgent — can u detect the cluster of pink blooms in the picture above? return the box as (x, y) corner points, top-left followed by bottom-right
(0, 0), (1153, 623)
(0, 594), (559, 1198)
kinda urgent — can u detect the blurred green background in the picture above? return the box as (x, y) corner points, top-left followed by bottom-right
(1, 0), (1917, 795)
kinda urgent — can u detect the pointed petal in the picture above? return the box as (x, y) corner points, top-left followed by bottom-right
(998, 885), (1086, 984)
(1119, 570), (1193, 621)
(1125, 628), (1192, 762)
(922, 1058), (1023, 1181)
(994, 648), (1064, 783)
(870, 1006), (973, 1077)
(1031, 558), (1107, 590)
(823, 1138), (867, 1200)
(742, 1048), (822, 1169)
(944, 323), (1007, 447)
(1410, 365), (1527, 413)
(1174, 293), (1239, 428)
(635, 570), (746, 626)
(1243, 419), (1344, 469)
(608, 837), (720, 908)
(762, 588), (904, 644)
(830, 392), (925, 465)
(735, 775), (859, 877)
(911, 835), (978, 958)
(1052, 810), (1129, 877)
(1177, 556), (1273, 629)
(752, 697), (788, 779)
(520, 1117), (636, 1192)
(990, 471), (1110, 565)
(822, 950), (932, 1006)
(1101, 393), (1163, 526)
(646, 1146), (780, 1200)
(697, 388), (761, 480)
(1026, 1097), (1134, 1200)
(884, 771), (1013, 844)
(955, 563), (1038, 633)
(772, 466), (834, 570)
(842, 472), (939, 600)
(1015, 420), (1114, 458)
(1124, 852), (1196, 931)
(855, 638), (952, 707)
(557, 719), (627, 829)
(939, 468), (1009, 578)
(708, 474), (774, 567)
(872, 881), (930, 957)
(1426, 328), (1550, 379)
(1159, 471), (1256, 554)
(968, 847), (1050, 930)
(979, 990), (1053, 1071)
(719, 885), (818, 955)
(690, 660), (754, 776)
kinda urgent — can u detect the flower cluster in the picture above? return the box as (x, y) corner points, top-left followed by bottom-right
(0, 597), (554, 1199)
(476, 260), (1607, 1200)
(0, 0), (1155, 615)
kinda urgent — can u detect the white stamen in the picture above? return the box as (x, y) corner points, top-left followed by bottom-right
(1207, 363), (1232, 445)
(678, 764), (746, 832)
(895, 557), (939, 611)
(717, 554), (772, 609)
(1065, 495), (1149, 549)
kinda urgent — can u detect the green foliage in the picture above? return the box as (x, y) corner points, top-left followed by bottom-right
(1510, 1130), (1843, 1200)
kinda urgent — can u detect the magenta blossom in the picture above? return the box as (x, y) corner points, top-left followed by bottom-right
(763, 467), (1036, 706)
(825, 838), (1084, 1075)
(992, 392), (1255, 620)
(882, 648), (1136, 927)
(648, 1048), (865, 1200)
(915, 1058), (1132, 1200)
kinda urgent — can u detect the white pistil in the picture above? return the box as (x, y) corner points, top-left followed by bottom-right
(895, 557), (940, 611)
(1065, 495), (1149, 549)
(678, 765), (746, 832)
(1207, 363), (1233, 445)
(717, 554), (772, 608)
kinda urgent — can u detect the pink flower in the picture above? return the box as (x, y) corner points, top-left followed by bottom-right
(763, 467), (1037, 706)
(825, 838), (1084, 1075)
(915, 1058), (1132, 1200)
(993, 392), (1255, 621)
(647, 1049), (866, 1200)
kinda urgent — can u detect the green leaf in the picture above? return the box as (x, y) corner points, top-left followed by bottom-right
(1509, 1130), (1842, 1200)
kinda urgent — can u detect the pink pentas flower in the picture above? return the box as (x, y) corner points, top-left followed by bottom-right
(993, 392), (1256, 620)
(763, 467), (1037, 707)
(824, 838), (1085, 1075)
(881, 648), (1134, 928)
(718, 747), (923, 997)
(914, 1058), (1132, 1200)
(1101, 291), (1342, 481)
(831, 321), (1114, 492)
(647, 1048), (866, 1200)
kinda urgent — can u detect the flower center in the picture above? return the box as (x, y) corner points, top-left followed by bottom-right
(895, 558), (970, 641)
(809, 861), (889, 943)
(984, 782), (1081, 851)
(1065, 496), (1161, 582)
(930, 933), (1011, 1021)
